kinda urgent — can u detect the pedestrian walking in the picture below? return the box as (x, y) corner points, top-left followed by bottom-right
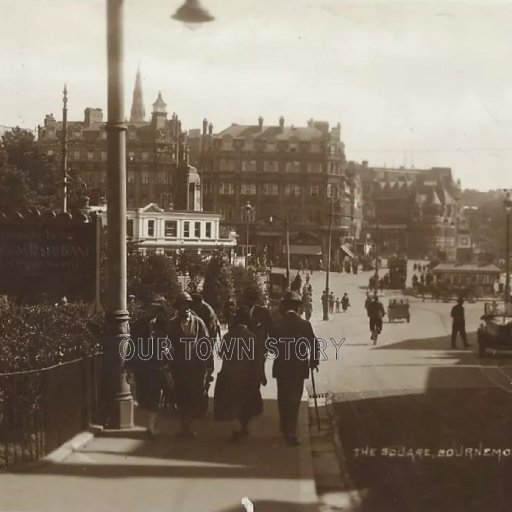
(335, 297), (340, 313)
(341, 293), (350, 312)
(451, 297), (470, 349)
(168, 292), (212, 438)
(128, 294), (170, 439)
(222, 297), (236, 329)
(272, 291), (319, 446)
(241, 286), (274, 387)
(215, 306), (264, 442)
(191, 292), (221, 340)
(329, 292), (335, 314)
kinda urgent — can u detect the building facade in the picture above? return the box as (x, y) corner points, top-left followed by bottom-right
(199, 117), (362, 267)
(37, 71), (201, 212)
(359, 163), (462, 261)
(91, 203), (236, 255)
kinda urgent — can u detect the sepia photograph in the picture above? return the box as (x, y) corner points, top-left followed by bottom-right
(1, 1), (512, 511)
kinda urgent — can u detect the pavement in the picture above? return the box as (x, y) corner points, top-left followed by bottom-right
(0, 345), (319, 512)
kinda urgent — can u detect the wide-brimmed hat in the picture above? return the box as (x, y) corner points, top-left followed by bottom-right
(173, 292), (193, 308)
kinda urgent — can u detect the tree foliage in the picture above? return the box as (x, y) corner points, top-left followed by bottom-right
(127, 252), (180, 303)
(176, 249), (207, 288)
(0, 127), (87, 213)
(202, 250), (234, 314)
(231, 265), (264, 304)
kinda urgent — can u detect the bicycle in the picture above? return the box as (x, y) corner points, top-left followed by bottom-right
(371, 323), (379, 345)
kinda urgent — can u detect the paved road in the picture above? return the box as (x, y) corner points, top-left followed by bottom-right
(294, 265), (512, 512)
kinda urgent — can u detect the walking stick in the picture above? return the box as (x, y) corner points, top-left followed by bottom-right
(310, 366), (321, 432)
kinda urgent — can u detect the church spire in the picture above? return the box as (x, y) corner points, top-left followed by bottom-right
(130, 66), (145, 123)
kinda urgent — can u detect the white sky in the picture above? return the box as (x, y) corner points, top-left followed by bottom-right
(2, 0), (512, 190)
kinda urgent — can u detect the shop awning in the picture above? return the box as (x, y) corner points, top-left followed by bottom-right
(282, 244), (322, 256)
(340, 244), (355, 259)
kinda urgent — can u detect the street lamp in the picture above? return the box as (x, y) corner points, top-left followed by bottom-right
(372, 179), (380, 296)
(243, 201), (253, 269)
(104, 0), (213, 430)
(504, 191), (512, 314)
(323, 197), (334, 321)
(61, 85), (68, 213)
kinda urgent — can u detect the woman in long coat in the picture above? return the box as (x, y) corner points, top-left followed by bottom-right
(215, 306), (264, 442)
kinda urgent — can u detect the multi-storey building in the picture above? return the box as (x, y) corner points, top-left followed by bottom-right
(37, 70), (201, 212)
(199, 117), (361, 267)
(358, 162), (462, 260)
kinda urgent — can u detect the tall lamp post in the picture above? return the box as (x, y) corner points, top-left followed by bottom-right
(372, 179), (380, 296)
(61, 85), (68, 213)
(243, 201), (253, 269)
(323, 197), (334, 321)
(504, 192), (512, 315)
(104, 0), (213, 430)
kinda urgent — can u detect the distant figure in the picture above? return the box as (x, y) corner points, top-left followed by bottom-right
(451, 297), (470, 349)
(335, 297), (340, 313)
(329, 292), (335, 314)
(341, 293), (350, 312)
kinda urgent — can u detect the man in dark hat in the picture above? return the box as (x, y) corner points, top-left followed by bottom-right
(272, 290), (319, 446)
(451, 296), (470, 349)
(168, 292), (211, 438)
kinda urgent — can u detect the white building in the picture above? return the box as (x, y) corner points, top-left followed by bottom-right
(92, 203), (237, 255)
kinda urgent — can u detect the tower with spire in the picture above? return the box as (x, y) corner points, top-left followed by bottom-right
(130, 67), (145, 123)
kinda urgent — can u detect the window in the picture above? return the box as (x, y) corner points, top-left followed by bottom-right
(266, 141), (277, 152)
(164, 220), (177, 238)
(126, 219), (134, 237)
(194, 222), (201, 238)
(284, 184), (301, 196)
(222, 137), (233, 151)
(147, 220), (155, 237)
(101, 131), (107, 140)
(308, 162), (322, 173)
(289, 143), (297, 152)
(184, 221), (190, 237)
(158, 172), (168, 184)
(285, 161), (301, 173)
(142, 152), (149, 161)
(309, 185), (320, 197)
(241, 183), (256, 195)
(205, 222), (212, 238)
(128, 151), (135, 162)
(142, 171), (149, 184)
(219, 159), (235, 171)
(262, 183), (279, 196)
(241, 160), (257, 172)
(99, 172), (106, 183)
(47, 150), (54, 156)
(311, 143), (320, 153)
(128, 172), (135, 183)
(128, 131), (137, 141)
(87, 151), (94, 161)
(219, 183), (235, 195)
(263, 161), (278, 172)
(73, 150), (80, 160)
(101, 151), (107, 162)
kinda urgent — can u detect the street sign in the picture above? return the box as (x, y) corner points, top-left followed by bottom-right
(0, 211), (96, 299)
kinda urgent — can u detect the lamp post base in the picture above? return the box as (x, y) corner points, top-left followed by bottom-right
(105, 395), (134, 430)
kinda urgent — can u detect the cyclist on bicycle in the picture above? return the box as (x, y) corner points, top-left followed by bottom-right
(367, 294), (385, 338)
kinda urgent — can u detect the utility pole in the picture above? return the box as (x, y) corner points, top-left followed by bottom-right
(323, 198), (333, 321)
(61, 85), (68, 213)
(286, 215), (291, 287)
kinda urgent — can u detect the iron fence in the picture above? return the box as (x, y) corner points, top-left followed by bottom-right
(0, 353), (103, 469)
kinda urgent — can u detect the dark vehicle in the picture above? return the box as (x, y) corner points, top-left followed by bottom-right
(387, 297), (410, 322)
(387, 256), (407, 289)
(477, 302), (512, 357)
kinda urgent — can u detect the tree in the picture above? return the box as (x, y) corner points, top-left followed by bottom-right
(0, 127), (88, 213)
(176, 249), (207, 288)
(127, 252), (180, 303)
(231, 265), (263, 304)
(202, 250), (234, 314)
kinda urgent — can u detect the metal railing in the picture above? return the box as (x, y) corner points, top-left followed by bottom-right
(0, 353), (103, 469)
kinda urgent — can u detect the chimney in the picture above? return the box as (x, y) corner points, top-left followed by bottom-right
(208, 123), (213, 135)
(258, 116), (263, 130)
(203, 118), (208, 135)
(279, 116), (284, 132)
(84, 108), (103, 127)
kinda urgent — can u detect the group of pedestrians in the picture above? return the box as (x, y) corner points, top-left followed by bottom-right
(322, 291), (350, 314)
(126, 286), (319, 447)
